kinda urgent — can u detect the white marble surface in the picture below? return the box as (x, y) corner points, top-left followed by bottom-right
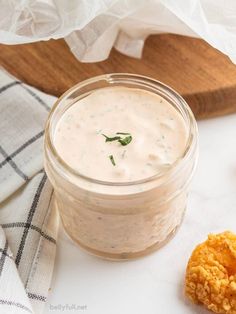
(44, 113), (236, 314)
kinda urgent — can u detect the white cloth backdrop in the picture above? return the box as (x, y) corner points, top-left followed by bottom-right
(0, 0), (236, 62)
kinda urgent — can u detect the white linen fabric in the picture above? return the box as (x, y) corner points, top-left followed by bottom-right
(0, 1), (236, 63)
(0, 69), (59, 314)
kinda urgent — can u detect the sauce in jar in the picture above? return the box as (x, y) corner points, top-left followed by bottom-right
(54, 87), (188, 182)
(44, 74), (198, 260)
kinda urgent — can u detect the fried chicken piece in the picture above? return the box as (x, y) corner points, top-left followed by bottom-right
(185, 231), (236, 314)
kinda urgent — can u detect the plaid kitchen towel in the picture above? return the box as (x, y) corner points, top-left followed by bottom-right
(0, 69), (59, 314)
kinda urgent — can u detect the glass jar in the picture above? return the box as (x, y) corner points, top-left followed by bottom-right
(44, 73), (198, 260)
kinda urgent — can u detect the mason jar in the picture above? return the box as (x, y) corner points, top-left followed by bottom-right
(44, 73), (198, 260)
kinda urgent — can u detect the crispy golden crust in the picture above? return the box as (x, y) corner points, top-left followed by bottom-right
(185, 231), (236, 314)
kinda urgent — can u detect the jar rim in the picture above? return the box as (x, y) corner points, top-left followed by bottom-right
(44, 73), (198, 187)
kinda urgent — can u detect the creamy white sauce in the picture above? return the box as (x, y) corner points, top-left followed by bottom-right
(54, 87), (188, 182)
(46, 86), (196, 258)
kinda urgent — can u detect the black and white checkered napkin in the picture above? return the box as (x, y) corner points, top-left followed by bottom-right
(0, 69), (59, 313)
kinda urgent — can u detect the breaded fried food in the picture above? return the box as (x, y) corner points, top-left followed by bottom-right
(185, 231), (236, 314)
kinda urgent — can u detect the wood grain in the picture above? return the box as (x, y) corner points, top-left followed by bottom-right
(1, 34), (236, 119)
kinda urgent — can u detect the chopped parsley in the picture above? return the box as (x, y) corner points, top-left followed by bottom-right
(102, 132), (132, 166)
(118, 135), (132, 146)
(102, 134), (121, 142)
(102, 132), (132, 146)
(109, 155), (116, 166)
(116, 132), (131, 135)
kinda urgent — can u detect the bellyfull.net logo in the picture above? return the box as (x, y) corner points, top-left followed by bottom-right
(49, 304), (87, 311)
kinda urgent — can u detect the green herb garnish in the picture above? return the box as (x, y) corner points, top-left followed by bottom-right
(102, 132), (132, 167)
(102, 132), (132, 146)
(109, 155), (116, 166)
(118, 135), (132, 146)
(102, 134), (121, 142)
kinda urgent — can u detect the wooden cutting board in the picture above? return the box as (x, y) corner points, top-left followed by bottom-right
(1, 34), (236, 119)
